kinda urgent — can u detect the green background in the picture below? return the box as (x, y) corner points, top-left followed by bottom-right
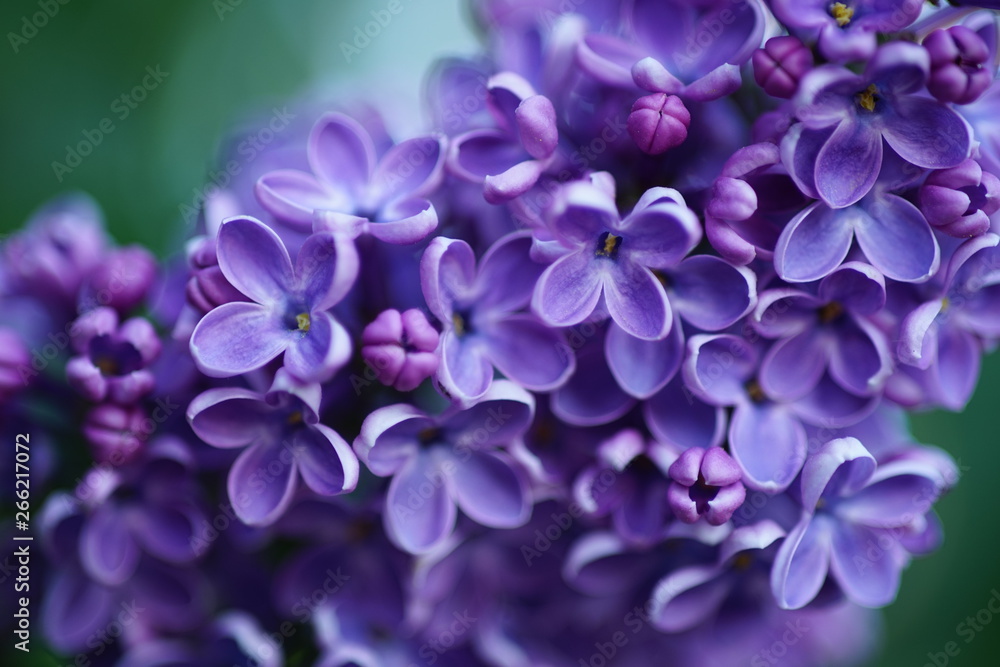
(2, 1), (998, 665)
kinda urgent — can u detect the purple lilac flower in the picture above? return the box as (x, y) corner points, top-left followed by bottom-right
(751, 262), (894, 399)
(572, 429), (677, 546)
(256, 112), (445, 244)
(896, 233), (1000, 409)
(70, 440), (208, 586)
(449, 72), (560, 203)
(684, 334), (876, 492)
(774, 180), (940, 283)
(361, 308), (441, 392)
(189, 216), (355, 382)
(578, 0), (766, 102)
(531, 178), (701, 340)
(649, 520), (784, 632)
(187, 372), (359, 525)
(354, 381), (534, 553)
(422, 232), (574, 400)
(785, 41), (971, 208)
(918, 158), (1000, 237)
(66, 307), (161, 404)
(1, 193), (106, 310)
(667, 446), (747, 526)
(769, 0), (923, 62)
(771, 436), (948, 609)
(705, 142), (811, 266)
(605, 254), (756, 399)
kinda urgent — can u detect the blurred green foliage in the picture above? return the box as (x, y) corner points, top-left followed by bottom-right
(2, 1), (999, 666)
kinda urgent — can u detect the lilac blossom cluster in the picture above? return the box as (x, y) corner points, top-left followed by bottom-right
(4, 1), (1000, 665)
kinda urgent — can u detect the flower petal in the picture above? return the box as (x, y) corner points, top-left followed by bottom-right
(190, 302), (288, 378)
(605, 318), (683, 399)
(759, 331), (827, 402)
(295, 424), (359, 496)
(644, 379), (726, 450)
(255, 170), (341, 228)
(385, 452), (456, 554)
(216, 217), (294, 304)
(369, 135), (446, 206)
(855, 194), (939, 283)
(283, 311), (351, 383)
(880, 97), (970, 170)
(771, 515), (832, 610)
(829, 523), (902, 607)
(669, 255), (756, 330)
(604, 262), (671, 341)
(774, 202), (855, 283)
(532, 250), (604, 328)
(448, 450), (530, 528)
(815, 118), (883, 208)
(80, 504), (139, 586)
(296, 232), (359, 312)
(228, 440), (298, 526)
(485, 314), (575, 391)
(729, 402), (807, 493)
(307, 113), (376, 200)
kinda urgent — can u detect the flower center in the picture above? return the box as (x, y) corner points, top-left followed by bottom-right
(745, 379), (767, 403)
(857, 84), (878, 112)
(595, 231), (622, 260)
(830, 2), (854, 27)
(89, 335), (143, 377)
(295, 312), (311, 332)
(818, 301), (844, 324)
(418, 427), (442, 447)
(733, 553), (754, 571)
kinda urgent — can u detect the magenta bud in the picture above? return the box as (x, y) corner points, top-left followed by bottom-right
(361, 309), (440, 392)
(924, 26), (992, 105)
(627, 93), (690, 155)
(83, 403), (148, 465)
(81, 245), (158, 313)
(0, 328), (30, 399)
(668, 446), (746, 526)
(752, 36), (814, 99)
(919, 158), (1000, 238)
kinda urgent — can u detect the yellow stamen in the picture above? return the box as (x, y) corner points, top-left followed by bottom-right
(452, 313), (466, 336)
(857, 84), (878, 112)
(295, 312), (311, 332)
(733, 553), (754, 571)
(287, 411), (304, 425)
(940, 296), (950, 313)
(746, 380), (766, 403)
(602, 233), (621, 256)
(818, 302), (844, 324)
(830, 2), (854, 27)
(95, 357), (118, 375)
